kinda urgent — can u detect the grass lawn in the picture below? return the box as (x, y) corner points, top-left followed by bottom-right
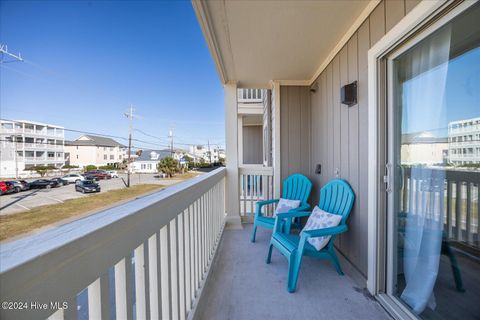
(0, 184), (164, 242)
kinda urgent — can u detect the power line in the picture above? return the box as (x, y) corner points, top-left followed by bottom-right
(0, 118), (223, 150)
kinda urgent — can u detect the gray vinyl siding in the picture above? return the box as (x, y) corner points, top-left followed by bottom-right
(280, 86), (311, 183)
(242, 125), (263, 165)
(280, 0), (419, 278)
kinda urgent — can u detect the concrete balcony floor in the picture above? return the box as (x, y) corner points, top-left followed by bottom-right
(196, 224), (390, 320)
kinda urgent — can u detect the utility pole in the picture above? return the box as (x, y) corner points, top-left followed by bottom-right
(169, 129), (174, 157)
(124, 105), (135, 188)
(0, 44), (23, 63)
(208, 140), (212, 164)
(1, 47), (23, 178)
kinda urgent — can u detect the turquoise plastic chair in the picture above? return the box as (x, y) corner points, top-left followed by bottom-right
(266, 179), (355, 293)
(251, 174), (312, 243)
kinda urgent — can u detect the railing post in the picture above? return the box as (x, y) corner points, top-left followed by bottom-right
(224, 82), (242, 229)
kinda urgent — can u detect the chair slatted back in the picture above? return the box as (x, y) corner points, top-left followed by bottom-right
(319, 179), (355, 224)
(282, 174), (312, 205)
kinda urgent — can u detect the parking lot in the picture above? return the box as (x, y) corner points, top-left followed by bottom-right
(0, 173), (195, 215)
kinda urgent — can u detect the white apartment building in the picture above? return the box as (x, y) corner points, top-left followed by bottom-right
(448, 116), (480, 165)
(64, 135), (127, 168)
(0, 120), (65, 178)
(189, 144), (225, 163)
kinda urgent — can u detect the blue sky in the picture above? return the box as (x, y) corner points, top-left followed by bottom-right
(401, 47), (480, 136)
(0, 1), (224, 150)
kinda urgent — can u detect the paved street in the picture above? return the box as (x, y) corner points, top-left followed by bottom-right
(0, 173), (196, 215)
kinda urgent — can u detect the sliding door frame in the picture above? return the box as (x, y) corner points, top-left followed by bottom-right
(367, 0), (478, 319)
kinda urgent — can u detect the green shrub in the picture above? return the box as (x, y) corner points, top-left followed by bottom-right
(29, 165), (55, 177)
(85, 165), (97, 172)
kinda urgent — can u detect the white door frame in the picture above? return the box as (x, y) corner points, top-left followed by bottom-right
(367, 0), (478, 317)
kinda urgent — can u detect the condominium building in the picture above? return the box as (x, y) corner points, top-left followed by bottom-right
(0, 120), (65, 178)
(64, 135), (127, 168)
(448, 116), (480, 165)
(189, 144), (225, 163)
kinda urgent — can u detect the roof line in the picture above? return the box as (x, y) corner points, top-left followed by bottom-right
(192, 0), (228, 84)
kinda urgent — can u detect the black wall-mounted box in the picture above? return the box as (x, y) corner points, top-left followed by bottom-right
(341, 81), (357, 107)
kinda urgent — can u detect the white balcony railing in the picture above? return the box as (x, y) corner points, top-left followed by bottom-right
(239, 165), (274, 221)
(0, 168), (226, 320)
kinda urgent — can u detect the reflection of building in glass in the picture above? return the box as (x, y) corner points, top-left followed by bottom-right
(401, 132), (448, 165)
(448, 117), (480, 165)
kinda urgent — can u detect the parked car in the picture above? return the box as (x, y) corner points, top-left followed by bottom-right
(6, 181), (24, 193)
(29, 179), (59, 189)
(16, 180), (30, 191)
(0, 181), (12, 195)
(83, 174), (99, 181)
(84, 170), (112, 180)
(75, 180), (101, 193)
(61, 174), (85, 184)
(106, 170), (119, 178)
(51, 178), (69, 186)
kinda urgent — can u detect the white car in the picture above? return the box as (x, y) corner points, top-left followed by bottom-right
(61, 174), (85, 184)
(106, 170), (119, 178)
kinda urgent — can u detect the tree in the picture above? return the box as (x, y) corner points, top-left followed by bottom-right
(157, 157), (179, 178)
(183, 155), (194, 170)
(30, 165), (55, 177)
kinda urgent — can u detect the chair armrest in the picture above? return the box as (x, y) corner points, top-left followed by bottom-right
(255, 199), (280, 217)
(289, 203), (311, 212)
(301, 225), (348, 239)
(273, 211), (312, 233)
(256, 199), (280, 207)
(276, 211), (312, 220)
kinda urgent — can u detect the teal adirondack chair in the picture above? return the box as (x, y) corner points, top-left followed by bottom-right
(251, 174), (312, 243)
(266, 179), (355, 293)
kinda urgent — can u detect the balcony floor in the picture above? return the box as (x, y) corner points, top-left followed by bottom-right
(196, 224), (390, 320)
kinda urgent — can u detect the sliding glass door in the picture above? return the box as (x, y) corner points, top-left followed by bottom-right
(386, 2), (480, 319)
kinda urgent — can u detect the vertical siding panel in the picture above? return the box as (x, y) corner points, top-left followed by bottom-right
(346, 33), (359, 264)
(385, 0), (406, 32)
(357, 19), (370, 276)
(332, 55), (342, 249)
(311, 79), (322, 204)
(405, 0), (421, 14)
(288, 87), (298, 174)
(326, 63), (334, 183)
(339, 46), (349, 181)
(320, 73), (328, 191)
(370, 1), (385, 45)
(332, 56), (341, 181)
(339, 46), (349, 252)
(300, 87), (311, 177)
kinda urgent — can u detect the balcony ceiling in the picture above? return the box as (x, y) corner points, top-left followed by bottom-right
(193, 0), (377, 87)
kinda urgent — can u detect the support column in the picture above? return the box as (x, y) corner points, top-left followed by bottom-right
(271, 81), (281, 198)
(224, 82), (242, 229)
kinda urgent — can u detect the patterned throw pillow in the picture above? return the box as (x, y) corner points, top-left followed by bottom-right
(302, 206), (342, 251)
(273, 198), (301, 217)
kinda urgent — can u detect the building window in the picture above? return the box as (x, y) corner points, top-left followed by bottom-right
(110, 155), (114, 160)
(104, 154), (107, 160)
(76, 155), (79, 159)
